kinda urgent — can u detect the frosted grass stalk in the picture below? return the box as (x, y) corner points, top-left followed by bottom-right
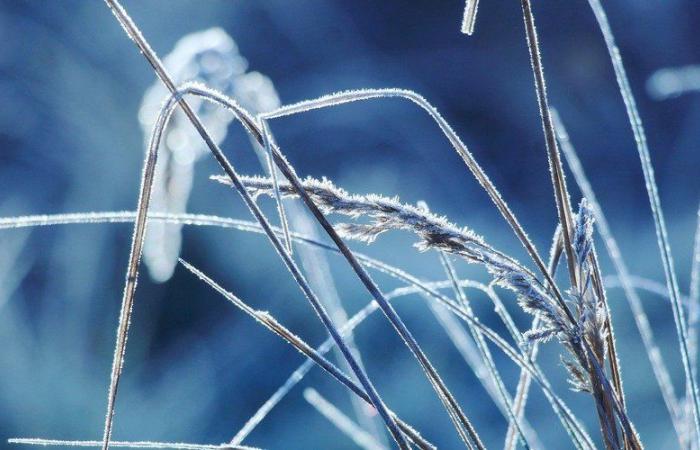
(553, 108), (685, 445)
(461, 0), (480, 35)
(506, 228), (562, 450)
(586, 0), (700, 443)
(435, 251), (535, 449)
(172, 85), (484, 450)
(520, 0), (579, 295)
(688, 203), (700, 447)
(8, 439), (259, 450)
(0, 208), (592, 448)
(691, 203), (700, 372)
(260, 88), (567, 309)
(180, 259), (434, 450)
(99, 4), (408, 446)
(253, 119), (387, 447)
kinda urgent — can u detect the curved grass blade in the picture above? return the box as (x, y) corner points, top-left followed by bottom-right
(586, 0), (700, 443)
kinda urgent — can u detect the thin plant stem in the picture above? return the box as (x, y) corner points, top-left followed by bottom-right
(180, 259), (436, 450)
(259, 88), (570, 317)
(7, 439), (260, 450)
(586, 0), (700, 444)
(172, 84), (484, 449)
(437, 252), (533, 449)
(520, 0), (578, 292)
(461, 0), (480, 35)
(303, 388), (387, 450)
(506, 226), (563, 450)
(259, 119), (293, 255)
(100, 3), (409, 446)
(688, 202), (700, 447)
(255, 119), (388, 447)
(0, 207), (591, 448)
(552, 109), (685, 447)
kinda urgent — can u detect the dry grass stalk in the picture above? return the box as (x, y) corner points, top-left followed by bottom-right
(230, 172), (645, 447)
(101, 1), (411, 447)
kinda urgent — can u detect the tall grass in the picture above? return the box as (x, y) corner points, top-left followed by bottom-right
(5, 1), (700, 449)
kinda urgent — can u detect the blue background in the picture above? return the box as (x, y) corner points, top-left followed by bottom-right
(1, 1), (700, 448)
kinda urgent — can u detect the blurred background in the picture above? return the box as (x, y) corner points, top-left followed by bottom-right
(1, 1), (699, 448)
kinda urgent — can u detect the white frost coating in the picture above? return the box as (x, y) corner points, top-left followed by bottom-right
(553, 109), (685, 445)
(139, 28), (280, 282)
(587, 0), (700, 443)
(260, 88), (561, 306)
(0, 208), (592, 448)
(647, 65), (700, 100)
(7, 438), (260, 450)
(461, 0), (480, 35)
(303, 388), (387, 450)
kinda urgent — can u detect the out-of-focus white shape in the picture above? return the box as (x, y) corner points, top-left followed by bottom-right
(139, 28), (280, 282)
(303, 388), (387, 450)
(647, 65), (700, 100)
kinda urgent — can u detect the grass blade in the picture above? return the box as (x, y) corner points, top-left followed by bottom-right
(8, 439), (260, 450)
(461, 0), (480, 35)
(260, 88), (568, 311)
(586, 0), (700, 443)
(100, 3), (409, 444)
(553, 108), (684, 446)
(180, 259), (435, 450)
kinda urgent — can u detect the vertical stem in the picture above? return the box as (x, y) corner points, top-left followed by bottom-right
(520, 0), (578, 290)
(586, 0), (700, 443)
